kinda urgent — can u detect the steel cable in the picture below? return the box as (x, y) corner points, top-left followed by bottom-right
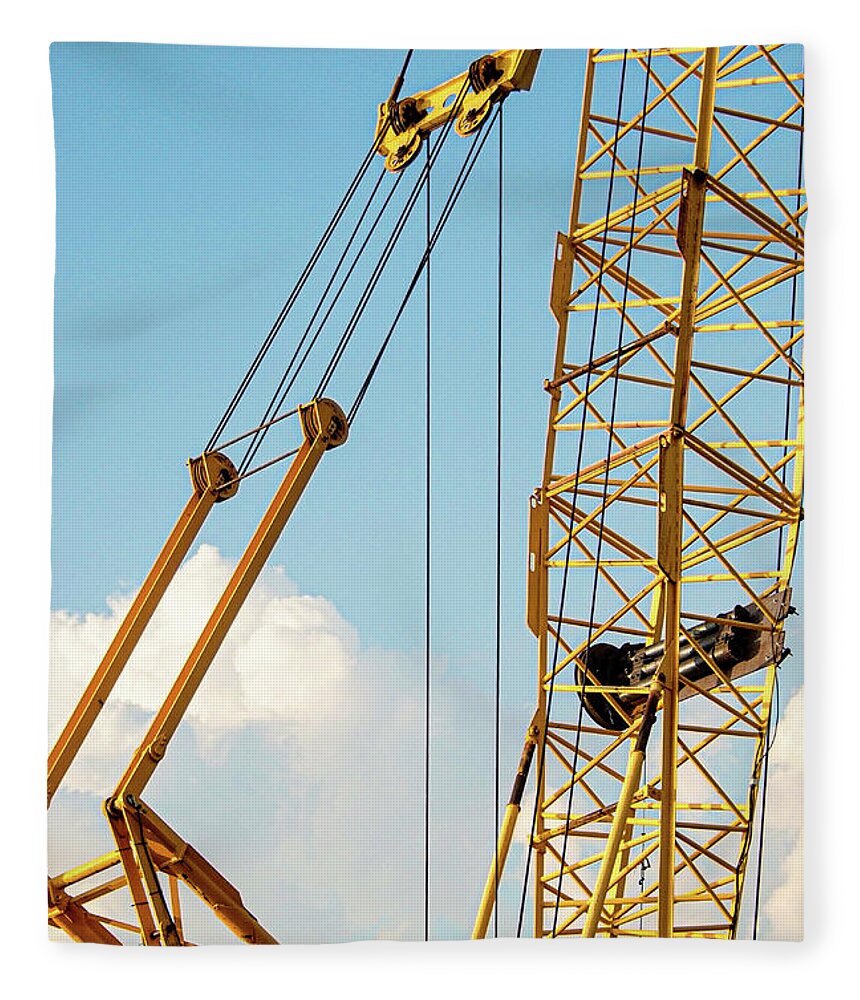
(494, 103), (503, 938)
(234, 164), (396, 474)
(206, 48), (415, 454)
(347, 99), (500, 424)
(320, 78), (471, 405)
(516, 50), (630, 937)
(750, 83), (804, 941)
(549, 49), (649, 937)
(424, 134), (431, 945)
(205, 129), (385, 453)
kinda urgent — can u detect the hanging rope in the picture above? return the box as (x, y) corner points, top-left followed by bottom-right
(348, 98), (501, 423)
(494, 102), (504, 938)
(206, 67), (500, 493)
(750, 85), (804, 941)
(329, 77), (472, 413)
(205, 128), (385, 453)
(230, 165), (391, 471)
(206, 49), (415, 458)
(516, 50), (631, 937)
(424, 134), (432, 945)
(208, 60), (474, 489)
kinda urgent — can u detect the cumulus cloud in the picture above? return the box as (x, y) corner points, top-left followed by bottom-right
(49, 544), (366, 791)
(761, 687), (803, 940)
(48, 547), (803, 944)
(48, 545), (501, 943)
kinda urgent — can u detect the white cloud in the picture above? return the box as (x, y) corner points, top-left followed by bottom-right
(48, 544), (500, 943)
(48, 547), (803, 944)
(761, 686), (803, 940)
(49, 544), (362, 789)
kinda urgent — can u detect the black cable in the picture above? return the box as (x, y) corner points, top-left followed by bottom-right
(516, 50), (630, 938)
(550, 48), (649, 938)
(750, 85), (804, 941)
(494, 103), (503, 938)
(234, 165), (390, 473)
(216, 67), (468, 484)
(205, 129), (384, 453)
(246, 48), (417, 453)
(320, 78), (471, 403)
(389, 49), (415, 106)
(315, 161), (429, 397)
(348, 99), (500, 423)
(775, 99), (805, 575)
(550, 47), (645, 935)
(424, 134), (431, 945)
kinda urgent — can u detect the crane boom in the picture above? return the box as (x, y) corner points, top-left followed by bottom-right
(47, 450), (239, 806)
(474, 44), (804, 940)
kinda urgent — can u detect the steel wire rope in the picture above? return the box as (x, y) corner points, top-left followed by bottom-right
(319, 78), (472, 405)
(516, 50), (630, 937)
(424, 134), (431, 944)
(228, 167), (396, 473)
(749, 85), (804, 941)
(549, 49), (650, 937)
(494, 103), (503, 938)
(334, 103), (503, 938)
(205, 49), (414, 453)
(205, 131), (384, 453)
(234, 164), (397, 475)
(347, 99), (502, 424)
(337, 107), (504, 942)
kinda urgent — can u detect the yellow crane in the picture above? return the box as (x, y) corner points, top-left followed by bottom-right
(47, 48), (539, 946)
(48, 44), (803, 944)
(474, 45), (804, 940)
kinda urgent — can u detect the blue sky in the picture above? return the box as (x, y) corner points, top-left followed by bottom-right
(49, 43), (803, 943)
(50, 45), (589, 699)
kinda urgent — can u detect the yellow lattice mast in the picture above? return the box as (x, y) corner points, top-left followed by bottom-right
(475, 44), (804, 939)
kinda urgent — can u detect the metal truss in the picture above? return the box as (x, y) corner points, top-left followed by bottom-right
(49, 401), (348, 944)
(526, 45), (804, 939)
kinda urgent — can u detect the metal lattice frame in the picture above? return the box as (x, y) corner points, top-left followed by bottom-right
(528, 45), (804, 939)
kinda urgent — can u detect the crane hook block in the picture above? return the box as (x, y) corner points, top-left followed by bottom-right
(299, 398), (349, 450)
(188, 451), (240, 503)
(375, 49), (540, 172)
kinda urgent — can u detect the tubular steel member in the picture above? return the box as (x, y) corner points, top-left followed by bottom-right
(375, 49), (540, 172)
(582, 682), (660, 937)
(103, 795), (278, 945)
(47, 450), (239, 807)
(657, 54), (718, 934)
(93, 399), (347, 944)
(111, 398), (347, 806)
(51, 399), (346, 946)
(473, 712), (541, 939)
(509, 45), (804, 941)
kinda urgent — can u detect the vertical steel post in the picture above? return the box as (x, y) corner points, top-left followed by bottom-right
(656, 47), (718, 938)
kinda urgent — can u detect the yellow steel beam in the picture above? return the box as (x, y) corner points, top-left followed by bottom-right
(656, 48), (718, 938)
(473, 715), (540, 939)
(525, 44), (803, 941)
(47, 450), (238, 806)
(137, 798), (278, 945)
(112, 399), (347, 803)
(48, 882), (123, 945)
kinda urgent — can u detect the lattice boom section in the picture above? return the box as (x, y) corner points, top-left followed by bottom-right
(534, 45), (804, 938)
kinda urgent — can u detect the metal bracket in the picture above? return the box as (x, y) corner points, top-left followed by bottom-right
(375, 49), (540, 172)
